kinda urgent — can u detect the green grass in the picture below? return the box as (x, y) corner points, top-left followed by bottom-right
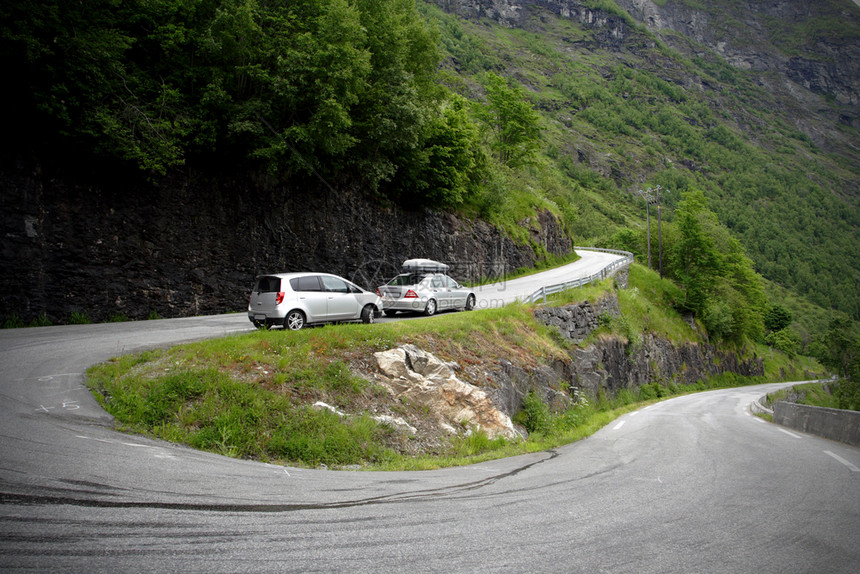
(87, 303), (570, 468)
(87, 263), (819, 470)
(617, 265), (698, 344)
(763, 381), (841, 410)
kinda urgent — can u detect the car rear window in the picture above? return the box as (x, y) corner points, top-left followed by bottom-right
(388, 274), (427, 286)
(256, 276), (281, 293)
(290, 276), (323, 292)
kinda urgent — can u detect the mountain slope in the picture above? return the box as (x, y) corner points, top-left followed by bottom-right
(426, 0), (859, 320)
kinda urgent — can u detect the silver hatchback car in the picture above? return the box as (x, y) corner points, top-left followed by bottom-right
(377, 259), (476, 316)
(248, 272), (382, 330)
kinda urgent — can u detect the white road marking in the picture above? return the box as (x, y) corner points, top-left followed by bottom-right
(613, 420), (625, 430)
(824, 451), (860, 472)
(76, 435), (175, 458)
(629, 411), (639, 417)
(777, 428), (802, 439)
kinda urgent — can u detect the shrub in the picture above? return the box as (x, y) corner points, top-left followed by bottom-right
(69, 311), (91, 324)
(765, 328), (802, 358)
(514, 390), (552, 435)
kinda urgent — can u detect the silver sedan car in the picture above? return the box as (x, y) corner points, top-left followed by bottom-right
(377, 261), (476, 316)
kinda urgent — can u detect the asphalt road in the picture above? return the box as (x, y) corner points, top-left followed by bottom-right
(1, 251), (858, 572)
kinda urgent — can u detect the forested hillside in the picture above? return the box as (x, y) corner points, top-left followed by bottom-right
(1, 0), (857, 345)
(425, 0), (859, 323)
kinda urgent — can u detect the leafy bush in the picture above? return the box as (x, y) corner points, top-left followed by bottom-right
(69, 311), (91, 325)
(765, 328), (802, 359)
(514, 390), (552, 435)
(765, 304), (793, 333)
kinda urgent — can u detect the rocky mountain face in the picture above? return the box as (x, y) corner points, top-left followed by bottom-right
(618, 0), (859, 103)
(534, 295), (767, 397)
(1, 160), (569, 323)
(434, 0), (858, 155)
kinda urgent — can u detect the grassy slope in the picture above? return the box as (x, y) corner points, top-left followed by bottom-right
(763, 381), (841, 411)
(422, 1), (859, 331)
(87, 263), (821, 470)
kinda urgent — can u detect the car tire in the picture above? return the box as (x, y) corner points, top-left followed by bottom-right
(464, 294), (476, 311)
(361, 305), (375, 324)
(285, 310), (306, 331)
(424, 299), (437, 316)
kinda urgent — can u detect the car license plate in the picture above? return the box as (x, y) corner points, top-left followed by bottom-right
(254, 314), (266, 321)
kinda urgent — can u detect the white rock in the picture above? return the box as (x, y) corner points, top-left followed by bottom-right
(373, 344), (518, 440)
(373, 415), (418, 435)
(312, 401), (345, 417)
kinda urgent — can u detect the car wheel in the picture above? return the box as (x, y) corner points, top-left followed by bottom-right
(464, 294), (476, 311)
(424, 299), (437, 316)
(285, 310), (306, 331)
(361, 305), (375, 324)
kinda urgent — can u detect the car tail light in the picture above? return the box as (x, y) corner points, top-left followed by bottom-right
(404, 289), (418, 298)
(276, 292), (285, 304)
(376, 288), (381, 296)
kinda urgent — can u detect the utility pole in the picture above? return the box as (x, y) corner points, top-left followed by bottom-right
(637, 188), (653, 270)
(639, 186), (667, 278)
(654, 185), (664, 279)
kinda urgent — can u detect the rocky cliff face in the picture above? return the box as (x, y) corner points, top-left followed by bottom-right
(569, 334), (764, 396)
(436, 0), (630, 43)
(617, 0), (859, 107)
(534, 296), (765, 397)
(434, 0), (858, 154)
(437, 0), (859, 105)
(0, 160), (570, 323)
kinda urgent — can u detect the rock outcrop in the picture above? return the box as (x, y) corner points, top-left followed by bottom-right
(569, 334), (764, 397)
(373, 344), (521, 439)
(533, 295), (620, 343)
(616, 0), (860, 107)
(534, 298), (765, 397)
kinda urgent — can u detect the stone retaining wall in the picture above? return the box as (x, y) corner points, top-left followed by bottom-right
(773, 402), (860, 447)
(533, 295), (620, 343)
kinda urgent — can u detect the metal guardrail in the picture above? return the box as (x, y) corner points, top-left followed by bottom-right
(523, 247), (635, 304)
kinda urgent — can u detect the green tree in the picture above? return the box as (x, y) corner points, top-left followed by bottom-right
(1, 0), (187, 172)
(765, 328), (802, 359)
(246, 0), (372, 174)
(811, 318), (860, 411)
(764, 304), (793, 333)
(2, 0), (442, 184)
(403, 95), (487, 207)
(669, 191), (722, 316)
(348, 0), (441, 189)
(816, 318), (859, 379)
(476, 72), (541, 169)
(667, 190), (766, 342)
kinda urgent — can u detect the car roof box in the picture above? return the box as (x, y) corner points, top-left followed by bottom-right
(401, 258), (449, 273)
